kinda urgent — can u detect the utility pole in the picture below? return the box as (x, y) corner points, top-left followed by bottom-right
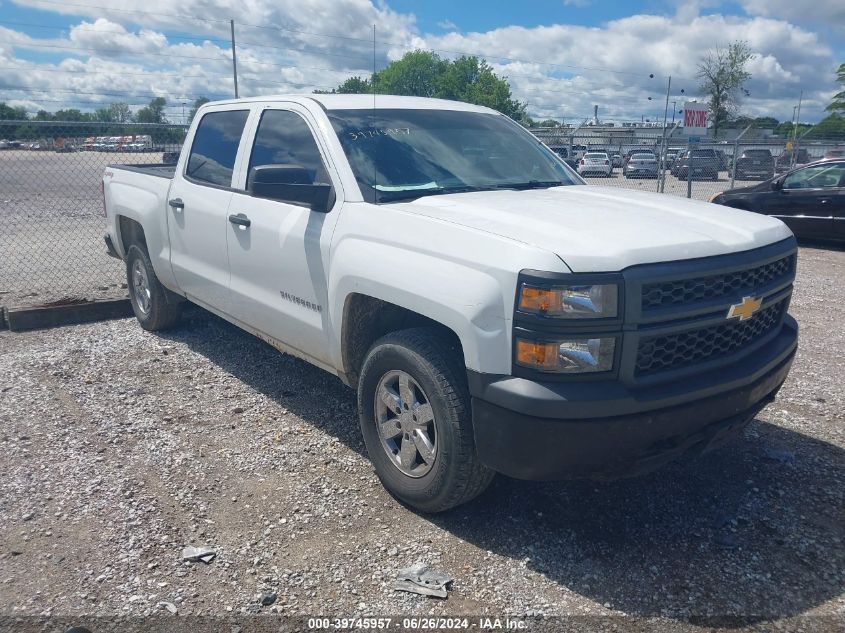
(230, 19), (239, 99)
(791, 91), (803, 168)
(657, 75), (672, 193)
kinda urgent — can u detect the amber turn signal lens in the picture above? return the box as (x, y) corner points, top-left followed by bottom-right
(518, 287), (561, 314)
(515, 340), (560, 370)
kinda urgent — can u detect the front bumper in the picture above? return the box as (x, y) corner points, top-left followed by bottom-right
(469, 316), (797, 481)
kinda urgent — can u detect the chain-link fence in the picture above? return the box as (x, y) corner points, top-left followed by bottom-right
(1, 120), (843, 311)
(0, 121), (187, 309)
(533, 126), (845, 203)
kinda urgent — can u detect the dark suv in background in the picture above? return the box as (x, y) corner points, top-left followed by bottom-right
(674, 148), (720, 180)
(735, 149), (775, 180)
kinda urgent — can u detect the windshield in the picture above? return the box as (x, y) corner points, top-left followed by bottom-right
(327, 108), (580, 203)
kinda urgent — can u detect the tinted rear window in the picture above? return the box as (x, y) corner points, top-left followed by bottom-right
(186, 110), (249, 187)
(744, 150), (772, 158)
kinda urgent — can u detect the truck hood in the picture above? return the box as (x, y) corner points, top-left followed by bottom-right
(392, 185), (793, 272)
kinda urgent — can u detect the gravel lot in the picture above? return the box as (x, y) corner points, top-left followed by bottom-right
(1, 250), (843, 628)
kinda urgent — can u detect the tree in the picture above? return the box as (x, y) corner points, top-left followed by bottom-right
(0, 102), (28, 120)
(537, 119), (561, 128)
(827, 63), (845, 114)
(109, 102), (133, 123)
(318, 51), (528, 123)
(136, 97), (167, 124)
(696, 41), (753, 139)
(52, 109), (92, 122)
(810, 114), (845, 138)
(188, 97), (211, 122)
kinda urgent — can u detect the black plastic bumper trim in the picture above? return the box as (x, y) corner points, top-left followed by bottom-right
(471, 347), (794, 481)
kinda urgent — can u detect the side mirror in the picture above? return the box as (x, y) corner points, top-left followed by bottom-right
(771, 178), (783, 191)
(248, 165), (335, 213)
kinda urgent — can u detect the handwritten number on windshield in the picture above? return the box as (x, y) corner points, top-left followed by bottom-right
(348, 128), (410, 141)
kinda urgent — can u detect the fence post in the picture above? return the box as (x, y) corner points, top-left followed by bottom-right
(730, 138), (739, 190)
(686, 139), (692, 199)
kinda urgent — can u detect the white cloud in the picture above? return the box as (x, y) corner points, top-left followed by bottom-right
(1, 0), (840, 124)
(738, 0), (845, 29)
(563, 0), (590, 8)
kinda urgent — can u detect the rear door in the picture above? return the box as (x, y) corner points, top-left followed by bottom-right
(167, 108), (250, 310)
(763, 163), (844, 239)
(226, 104), (343, 366)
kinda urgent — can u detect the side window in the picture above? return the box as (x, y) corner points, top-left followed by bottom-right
(783, 164), (845, 190)
(185, 110), (249, 187)
(247, 110), (330, 191)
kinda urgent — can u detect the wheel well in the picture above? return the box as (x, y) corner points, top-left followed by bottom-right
(340, 294), (463, 387)
(117, 216), (147, 254)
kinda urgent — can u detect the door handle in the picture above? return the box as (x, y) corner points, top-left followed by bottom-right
(228, 213), (251, 228)
(168, 198), (184, 211)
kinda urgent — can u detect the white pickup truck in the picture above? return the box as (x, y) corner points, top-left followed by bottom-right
(103, 95), (798, 512)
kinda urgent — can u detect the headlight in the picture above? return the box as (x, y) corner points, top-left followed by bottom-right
(519, 283), (618, 318)
(516, 337), (616, 373)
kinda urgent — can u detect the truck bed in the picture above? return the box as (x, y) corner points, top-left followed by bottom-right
(109, 163), (177, 179)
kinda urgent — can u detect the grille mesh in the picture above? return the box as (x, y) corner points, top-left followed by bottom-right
(641, 255), (795, 311)
(635, 300), (786, 375)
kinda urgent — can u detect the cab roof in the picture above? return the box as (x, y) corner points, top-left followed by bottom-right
(202, 94), (500, 114)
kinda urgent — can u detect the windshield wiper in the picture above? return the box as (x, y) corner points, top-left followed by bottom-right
(376, 185), (498, 203)
(493, 180), (566, 190)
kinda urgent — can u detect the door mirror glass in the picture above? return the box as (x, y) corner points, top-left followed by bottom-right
(248, 165), (334, 213)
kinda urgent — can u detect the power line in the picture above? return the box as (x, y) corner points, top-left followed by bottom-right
(2, 85), (227, 100)
(0, 37), (373, 65)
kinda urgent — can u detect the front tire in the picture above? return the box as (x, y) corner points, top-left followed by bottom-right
(126, 244), (183, 331)
(357, 328), (494, 513)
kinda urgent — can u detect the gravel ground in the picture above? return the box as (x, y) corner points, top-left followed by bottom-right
(0, 244), (843, 631)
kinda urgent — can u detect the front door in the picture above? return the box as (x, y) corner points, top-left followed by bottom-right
(762, 163), (843, 239)
(167, 109), (250, 310)
(226, 106), (342, 366)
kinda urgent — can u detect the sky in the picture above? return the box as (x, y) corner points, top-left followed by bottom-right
(0, 0), (842, 124)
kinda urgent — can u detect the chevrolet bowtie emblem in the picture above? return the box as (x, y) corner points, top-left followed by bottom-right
(727, 296), (763, 321)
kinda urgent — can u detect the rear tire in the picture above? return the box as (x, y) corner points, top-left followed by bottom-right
(357, 328), (494, 513)
(126, 244), (183, 331)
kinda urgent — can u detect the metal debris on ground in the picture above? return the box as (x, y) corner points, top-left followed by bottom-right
(158, 601), (178, 614)
(393, 563), (453, 598)
(181, 546), (217, 564)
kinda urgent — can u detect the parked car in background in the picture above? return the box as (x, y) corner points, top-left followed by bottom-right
(775, 149), (810, 174)
(578, 151), (612, 177)
(711, 159), (845, 241)
(623, 150), (658, 178)
(823, 149), (844, 160)
(734, 149), (775, 180)
(674, 148), (719, 180)
(715, 150), (729, 171)
(664, 147), (682, 167)
(610, 152), (623, 168)
(550, 146), (579, 170)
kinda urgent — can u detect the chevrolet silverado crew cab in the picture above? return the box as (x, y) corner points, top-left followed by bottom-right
(103, 95), (798, 512)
